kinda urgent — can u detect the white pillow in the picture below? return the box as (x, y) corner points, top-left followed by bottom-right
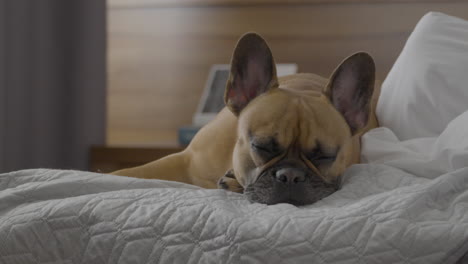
(377, 12), (468, 140)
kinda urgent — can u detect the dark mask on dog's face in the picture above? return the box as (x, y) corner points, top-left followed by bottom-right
(224, 33), (375, 205)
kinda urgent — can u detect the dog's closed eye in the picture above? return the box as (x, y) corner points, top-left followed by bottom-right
(250, 138), (282, 157)
(252, 143), (275, 153)
(305, 144), (338, 165)
(309, 155), (336, 164)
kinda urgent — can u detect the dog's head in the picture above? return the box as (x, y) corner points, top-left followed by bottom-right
(224, 33), (375, 205)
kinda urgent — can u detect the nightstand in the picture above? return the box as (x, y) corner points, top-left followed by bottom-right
(89, 145), (185, 173)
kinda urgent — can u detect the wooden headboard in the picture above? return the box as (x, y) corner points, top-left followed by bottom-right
(107, 0), (468, 145)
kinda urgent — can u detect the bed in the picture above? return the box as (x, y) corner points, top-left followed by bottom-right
(1, 12), (468, 264)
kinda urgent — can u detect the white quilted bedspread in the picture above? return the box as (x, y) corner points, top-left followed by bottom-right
(2, 125), (468, 264)
(2, 114), (468, 263)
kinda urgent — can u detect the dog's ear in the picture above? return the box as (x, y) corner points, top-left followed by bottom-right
(324, 52), (375, 134)
(224, 33), (278, 115)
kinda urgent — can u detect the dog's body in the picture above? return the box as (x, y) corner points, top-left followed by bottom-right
(113, 33), (380, 205)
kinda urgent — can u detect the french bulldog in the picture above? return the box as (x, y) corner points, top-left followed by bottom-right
(113, 32), (379, 205)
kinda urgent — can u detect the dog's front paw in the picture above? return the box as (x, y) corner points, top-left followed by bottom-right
(217, 169), (244, 193)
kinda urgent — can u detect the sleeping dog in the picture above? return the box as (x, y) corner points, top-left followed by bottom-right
(113, 33), (380, 205)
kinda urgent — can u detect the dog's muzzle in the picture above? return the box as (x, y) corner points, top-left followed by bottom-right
(244, 166), (339, 206)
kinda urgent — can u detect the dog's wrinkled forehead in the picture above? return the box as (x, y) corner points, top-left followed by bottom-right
(238, 88), (351, 150)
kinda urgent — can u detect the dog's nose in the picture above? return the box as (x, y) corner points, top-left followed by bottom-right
(275, 168), (306, 184)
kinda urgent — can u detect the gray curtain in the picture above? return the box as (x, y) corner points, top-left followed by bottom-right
(0, 1), (106, 172)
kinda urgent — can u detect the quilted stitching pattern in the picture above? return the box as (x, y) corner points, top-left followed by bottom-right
(0, 167), (467, 264)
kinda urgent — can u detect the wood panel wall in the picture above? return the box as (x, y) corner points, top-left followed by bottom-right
(107, 0), (468, 146)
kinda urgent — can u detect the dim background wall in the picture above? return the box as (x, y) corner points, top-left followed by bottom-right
(107, 0), (468, 146)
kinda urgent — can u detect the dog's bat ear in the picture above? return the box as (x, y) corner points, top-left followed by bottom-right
(325, 52), (375, 134)
(224, 32), (279, 115)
